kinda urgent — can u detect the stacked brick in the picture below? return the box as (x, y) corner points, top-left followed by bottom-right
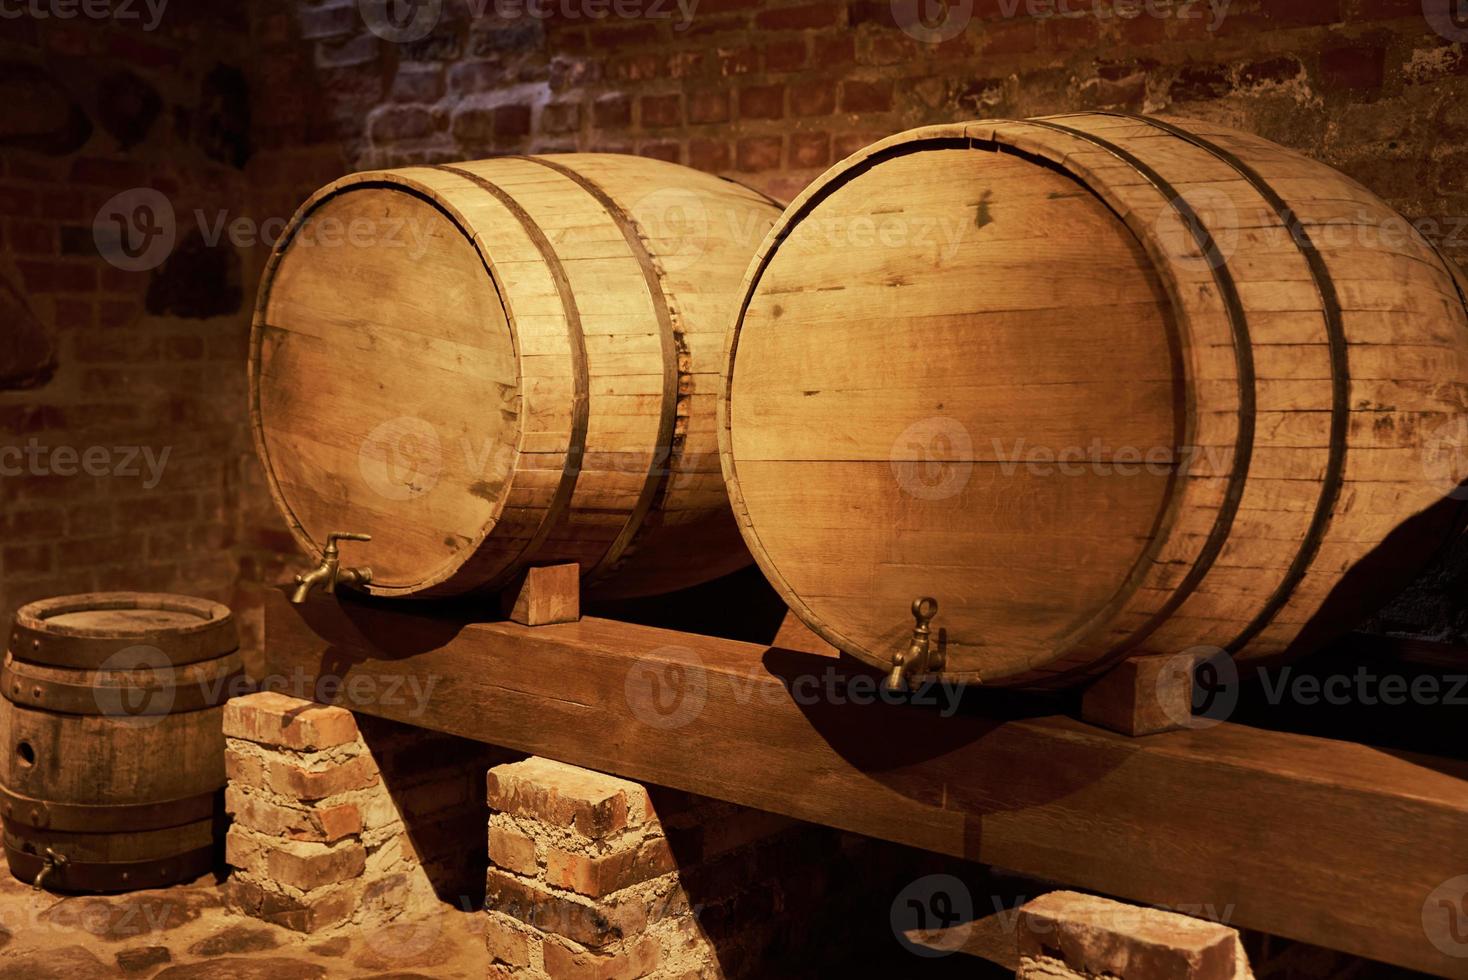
(1016, 892), (1254, 980)
(221, 691), (517, 933)
(482, 756), (910, 979)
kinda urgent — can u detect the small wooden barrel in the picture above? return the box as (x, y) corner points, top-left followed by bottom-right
(251, 155), (781, 600)
(0, 593), (240, 891)
(721, 113), (1468, 687)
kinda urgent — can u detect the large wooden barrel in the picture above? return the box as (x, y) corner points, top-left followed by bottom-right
(0, 594), (239, 891)
(721, 113), (1468, 688)
(252, 155), (781, 600)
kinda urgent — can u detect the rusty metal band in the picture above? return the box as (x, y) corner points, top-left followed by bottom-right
(513, 155), (685, 583)
(1011, 118), (1258, 687)
(1090, 111), (1351, 655)
(428, 164), (591, 592)
(5, 840), (217, 894)
(8, 624), (237, 671)
(0, 784), (223, 833)
(2, 657), (243, 717)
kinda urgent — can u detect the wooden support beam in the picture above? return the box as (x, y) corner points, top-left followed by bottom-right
(264, 589), (1468, 978)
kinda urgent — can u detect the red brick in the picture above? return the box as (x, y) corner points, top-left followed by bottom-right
(486, 758), (636, 840)
(0, 186), (37, 217)
(485, 913), (533, 968)
(495, 105), (532, 139)
(265, 840), (367, 892)
(736, 136), (783, 172)
(755, 2), (841, 29)
(813, 34), (855, 68)
(16, 260), (96, 294)
(689, 139), (731, 172)
(223, 692), (360, 751)
(546, 838), (677, 898)
(688, 90), (731, 124)
(269, 754), (381, 802)
(542, 934), (660, 980)
(8, 220), (53, 254)
(224, 877), (356, 934)
(541, 102), (581, 134)
(840, 79), (892, 112)
(392, 67), (445, 103)
(718, 45), (758, 75)
(485, 869), (644, 950)
(639, 142), (682, 163)
(790, 131), (832, 169)
(835, 131), (886, 158)
(764, 39), (808, 72)
(640, 94), (682, 128)
(790, 80), (837, 116)
(370, 107), (435, 142)
(593, 96), (633, 128)
(489, 826), (539, 876)
(739, 83), (785, 119)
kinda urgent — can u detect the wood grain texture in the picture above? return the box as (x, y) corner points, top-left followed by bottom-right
(266, 589), (1468, 979)
(720, 114), (1468, 686)
(251, 156), (781, 600)
(0, 594), (236, 892)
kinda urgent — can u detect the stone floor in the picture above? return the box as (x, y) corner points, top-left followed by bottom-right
(0, 870), (489, 979)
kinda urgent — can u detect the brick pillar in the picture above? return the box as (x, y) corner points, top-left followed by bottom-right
(482, 756), (912, 979)
(222, 691), (514, 933)
(1016, 891), (1254, 980)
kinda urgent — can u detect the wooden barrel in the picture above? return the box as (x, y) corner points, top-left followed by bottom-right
(251, 155), (781, 600)
(721, 113), (1468, 688)
(0, 593), (240, 891)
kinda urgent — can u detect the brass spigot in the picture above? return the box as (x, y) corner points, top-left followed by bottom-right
(885, 597), (942, 692)
(291, 532), (374, 605)
(33, 848), (66, 891)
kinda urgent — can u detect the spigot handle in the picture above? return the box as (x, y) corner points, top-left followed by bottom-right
(322, 532), (372, 557)
(328, 531), (372, 545)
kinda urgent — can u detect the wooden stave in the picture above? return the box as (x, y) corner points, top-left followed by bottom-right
(251, 156), (779, 600)
(720, 115), (1468, 687)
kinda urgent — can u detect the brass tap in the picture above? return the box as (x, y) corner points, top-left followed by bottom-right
(33, 848), (66, 891)
(885, 597), (942, 692)
(291, 532), (374, 605)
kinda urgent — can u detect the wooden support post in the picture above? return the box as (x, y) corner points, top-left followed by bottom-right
(501, 563), (580, 626)
(1080, 653), (1203, 737)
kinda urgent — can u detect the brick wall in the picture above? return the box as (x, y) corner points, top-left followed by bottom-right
(2, 0), (1466, 655)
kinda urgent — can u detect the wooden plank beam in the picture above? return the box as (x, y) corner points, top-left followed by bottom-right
(264, 589), (1468, 978)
